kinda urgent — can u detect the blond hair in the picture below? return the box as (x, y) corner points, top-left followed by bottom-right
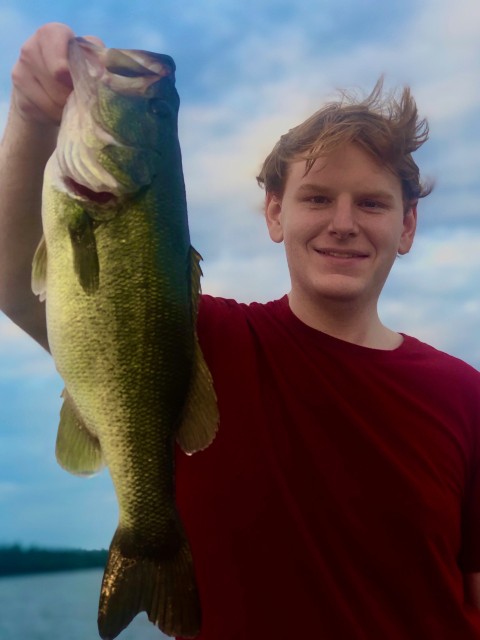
(256, 78), (432, 205)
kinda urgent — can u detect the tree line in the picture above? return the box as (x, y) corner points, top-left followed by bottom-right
(0, 544), (108, 577)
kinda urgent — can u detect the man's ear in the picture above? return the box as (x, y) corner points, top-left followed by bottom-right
(265, 192), (284, 243)
(398, 203), (417, 255)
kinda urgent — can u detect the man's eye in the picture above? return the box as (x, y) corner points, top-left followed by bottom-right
(306, 195), (329, 205)
(360, 199), (385, 210)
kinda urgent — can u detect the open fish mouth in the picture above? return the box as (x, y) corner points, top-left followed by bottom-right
(68, 37), (176, 99)
(63, 177), (118, 205)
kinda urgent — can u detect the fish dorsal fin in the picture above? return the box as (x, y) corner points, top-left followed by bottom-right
(32, 235), (48, 302)
(68, 211), (100, 294)
(176, 247), (219, 454)
(56, 388), (105, 476)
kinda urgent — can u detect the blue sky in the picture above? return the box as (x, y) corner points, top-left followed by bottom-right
(0, 0), (479, 550)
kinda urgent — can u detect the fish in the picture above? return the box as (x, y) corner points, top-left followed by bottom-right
(31, 37), (218, 639)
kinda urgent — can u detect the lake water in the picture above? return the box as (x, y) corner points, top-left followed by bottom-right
(0, 568), (167, 640)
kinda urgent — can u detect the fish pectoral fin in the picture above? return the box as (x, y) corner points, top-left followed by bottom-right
(68, 211), (100, 294)
(56, 389), (104, 476)
(31, 235), (48, 301)
(176, 336), (219, 455)
(98, 526), (201, 639)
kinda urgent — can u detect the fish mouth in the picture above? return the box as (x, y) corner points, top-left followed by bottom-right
(68, 37), (176, 98)
(64, 177), (118, 205)
(56, 39), (177, 202)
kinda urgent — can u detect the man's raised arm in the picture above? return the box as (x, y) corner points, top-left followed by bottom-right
(0, 23), (101, 351)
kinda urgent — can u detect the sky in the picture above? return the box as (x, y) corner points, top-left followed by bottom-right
(0, 0), (479, 551)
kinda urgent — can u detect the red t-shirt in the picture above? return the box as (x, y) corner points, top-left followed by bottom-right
(176, 295), (480, 639)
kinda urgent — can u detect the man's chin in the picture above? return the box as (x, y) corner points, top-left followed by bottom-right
(309, 276), (368, 303)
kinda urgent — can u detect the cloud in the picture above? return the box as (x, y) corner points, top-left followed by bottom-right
(202, 241), (290, 302)
(380, 227), (480, 366)
(0, 313), (55, 380)
(0, 5), (37, 87)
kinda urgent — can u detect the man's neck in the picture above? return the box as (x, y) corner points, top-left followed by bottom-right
(287, 291), (402, 350)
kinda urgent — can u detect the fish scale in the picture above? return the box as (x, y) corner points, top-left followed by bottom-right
(32, 37), (218, 639)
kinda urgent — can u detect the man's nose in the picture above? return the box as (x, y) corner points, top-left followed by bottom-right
(328, 197), (359, 238)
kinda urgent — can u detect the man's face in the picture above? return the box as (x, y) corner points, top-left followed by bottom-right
(265, 143), (417, 311)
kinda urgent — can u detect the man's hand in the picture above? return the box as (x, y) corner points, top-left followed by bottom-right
(10, 22), (104, 126)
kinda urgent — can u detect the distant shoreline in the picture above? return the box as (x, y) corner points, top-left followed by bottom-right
(0, 544), (108, 577)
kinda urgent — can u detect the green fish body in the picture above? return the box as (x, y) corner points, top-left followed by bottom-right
(32, 38), (218, 639)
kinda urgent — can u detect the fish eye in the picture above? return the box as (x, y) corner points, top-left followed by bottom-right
(149, 99), (172, 117)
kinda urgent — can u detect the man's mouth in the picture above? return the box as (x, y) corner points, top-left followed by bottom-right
(316, 249), (369, 259)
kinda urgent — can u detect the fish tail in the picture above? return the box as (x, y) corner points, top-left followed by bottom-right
(97, 526), (201, 639)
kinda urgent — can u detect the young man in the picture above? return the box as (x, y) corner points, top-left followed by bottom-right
(2, 23), (480, 639)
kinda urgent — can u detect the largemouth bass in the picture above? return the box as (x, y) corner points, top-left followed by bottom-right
(32, 37), (218, 639)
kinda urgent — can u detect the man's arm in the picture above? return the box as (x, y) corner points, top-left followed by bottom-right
(0, 107), (56, 351)
(0, 23), (102, 351)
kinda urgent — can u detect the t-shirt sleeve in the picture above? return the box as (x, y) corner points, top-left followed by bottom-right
(196, 295), (245, 360)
